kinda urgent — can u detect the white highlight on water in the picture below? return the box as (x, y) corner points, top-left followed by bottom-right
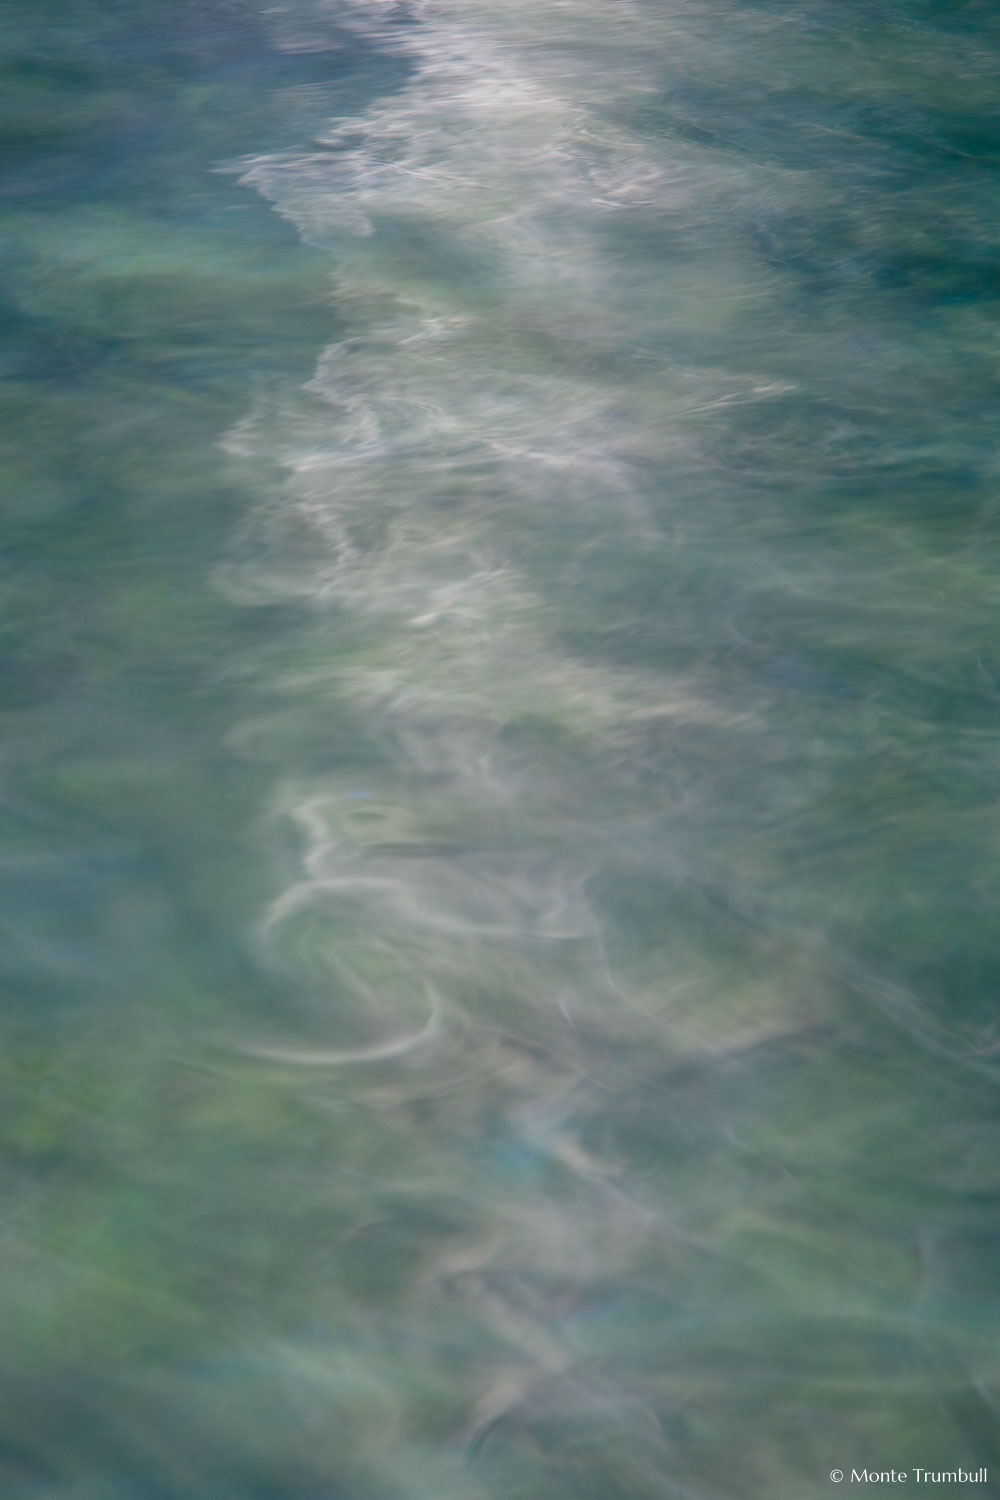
(218, 0), (828, 1470)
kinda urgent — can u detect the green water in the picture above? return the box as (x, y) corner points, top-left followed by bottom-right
(2, 2), (1000, 1496)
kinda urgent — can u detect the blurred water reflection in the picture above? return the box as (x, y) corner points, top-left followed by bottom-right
(2, 1), (999, 1497)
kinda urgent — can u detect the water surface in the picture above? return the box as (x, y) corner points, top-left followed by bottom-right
(2, 2), (1000, 1496)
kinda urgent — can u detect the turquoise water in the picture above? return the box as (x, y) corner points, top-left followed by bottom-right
(2, 1), (1000, 1496)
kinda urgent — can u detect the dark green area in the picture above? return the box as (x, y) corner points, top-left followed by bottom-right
(0, 9), (414, 1491)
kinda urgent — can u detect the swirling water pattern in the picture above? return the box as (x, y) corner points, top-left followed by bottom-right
(2, 1), (1000, 1496)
